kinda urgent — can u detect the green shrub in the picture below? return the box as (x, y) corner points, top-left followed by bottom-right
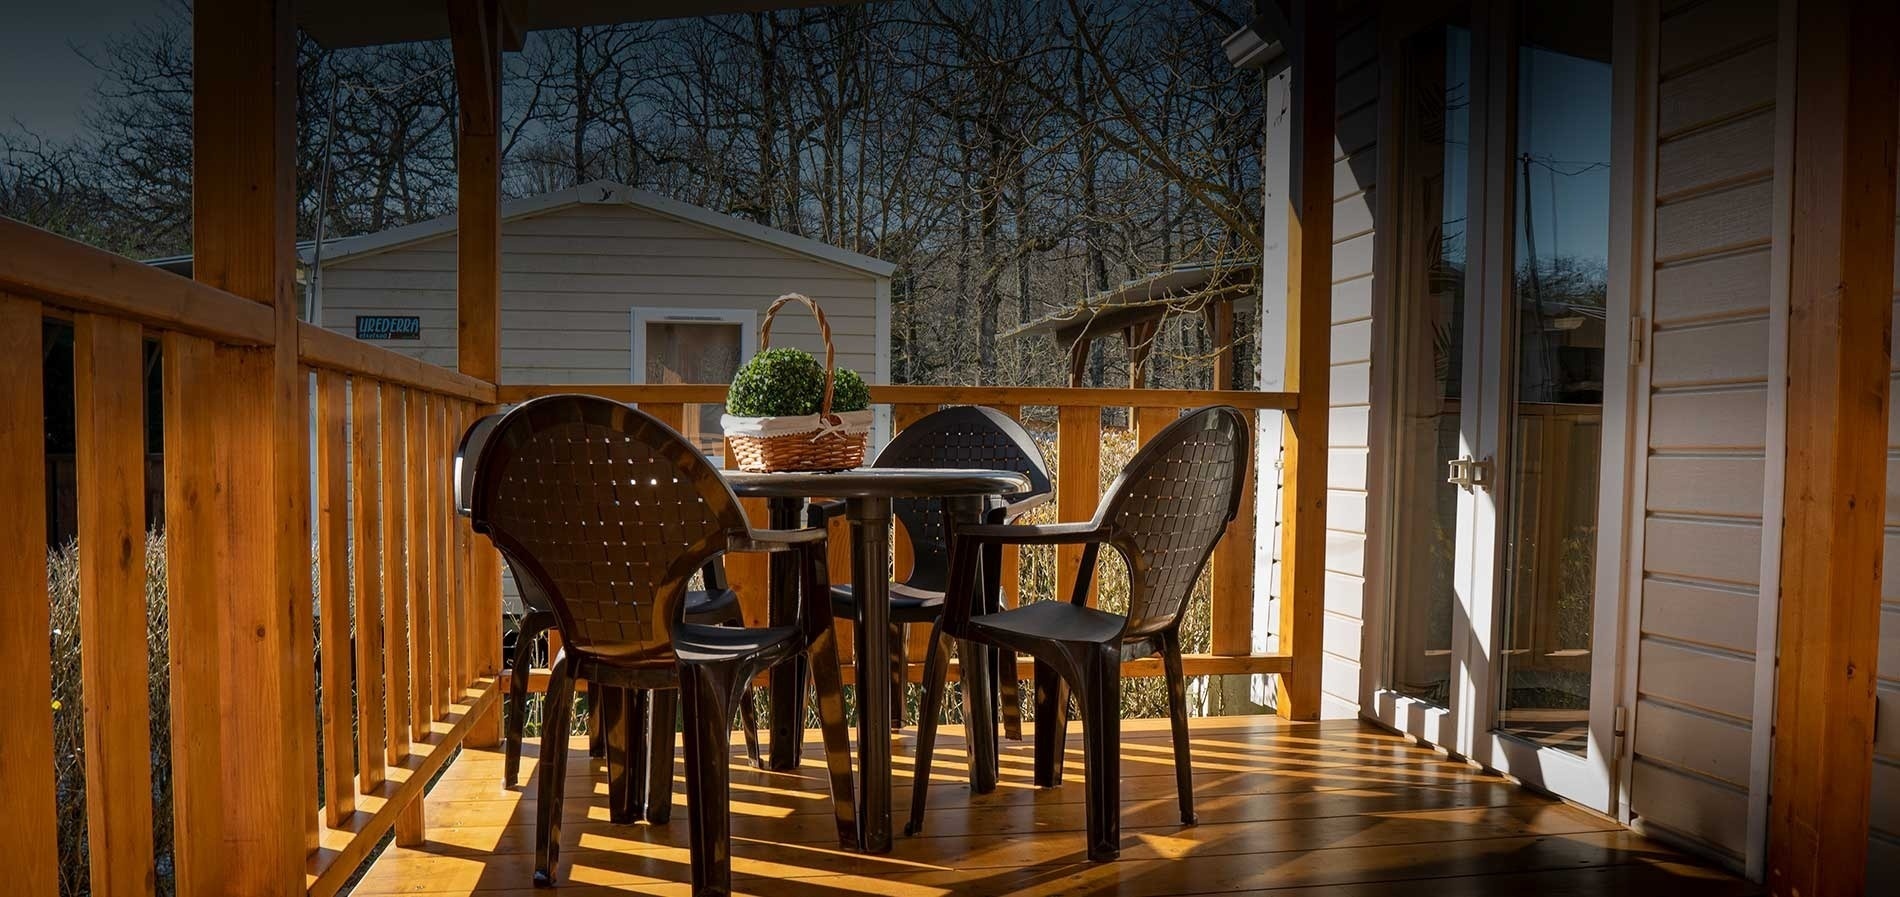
(726, 348), (870, 416)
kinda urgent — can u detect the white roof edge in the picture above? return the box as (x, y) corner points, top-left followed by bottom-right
(303, 180), (896, 279)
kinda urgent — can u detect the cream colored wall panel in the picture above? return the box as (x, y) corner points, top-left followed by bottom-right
(1328, 488), (1368, 534)
(1657, 112), (1774, 201)
(1335, 152), (1375, 200)
(1328, 448), (1368, 491)
(1651, 248), (1772, 325)
(1640, 577), (1758, 656)
(1637, 639), (1755, 720)
(1642, 516), (1762, 587)
(1326, 571), (1366, 622)
(1333, 275), (1373, 323)
(1876, 686), (1900, 759)
(1331, 405), (1370, 448)
(1632, 758), (1750, 859)
(1654, 180), (1775, 262)
(1335, 190), (1376, 241)
(1648, 386), (1768, 450)
(1656, 42), (1775, 139)
(1649, 318), (1770, 388)
(1633, 698), (1754, 787)
(1322, 655), (1361, 707)
(1873, 760), (1900, 835)
(1658, 0), (1774, 77)
(1332, 319), (1374, 364)
(1323, 612), (1363, 663)
(1333, 232), (1376, 281)
(1869, 835), (1900, 897)
(1331, 361), (1371, 405)
(1325, 531), (1365, 578)
(1337, 102), (1378, 161)
(1879, 604), (1900, 684)
(1645, 455), (1766, 518)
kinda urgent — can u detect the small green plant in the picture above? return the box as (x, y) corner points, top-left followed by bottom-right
(726, 347), (870, 416)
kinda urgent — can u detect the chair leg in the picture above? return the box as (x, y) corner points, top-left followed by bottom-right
(1032, 658), (1068, 787)
(983, 543), (1023, 742)
(1160, 630), (1196, 825)
(504, 613), (548, 788)
(646, 687), (678, 824)
(799, 542), (859, 849)
(737, 687), (762, 769)
(905, 626), (954, 836)
(603, 686), (646, 825)
(1075, 645), (1122, 862)
(588, 685), (606, 759)
(680, 666), (737, 897)
(534, 651), (576, 887)
(891, 622), (908, 730)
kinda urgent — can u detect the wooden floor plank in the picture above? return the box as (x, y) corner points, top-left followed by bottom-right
(354, 717), (1757, 897)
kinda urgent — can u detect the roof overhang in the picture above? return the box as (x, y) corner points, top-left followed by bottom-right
(297, 0), (857, 50)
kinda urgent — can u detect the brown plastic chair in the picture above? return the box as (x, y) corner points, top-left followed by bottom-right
(467, 395), (856, 893)
(455, 414), (760, 793)
(904, 405), (1251, 861)
(805, 405), (1052, 734)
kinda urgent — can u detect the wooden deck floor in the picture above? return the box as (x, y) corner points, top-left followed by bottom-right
(352, 715), (1760, 896)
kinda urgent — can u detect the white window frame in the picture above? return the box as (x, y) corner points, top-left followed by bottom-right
(630, 307), (758, 385)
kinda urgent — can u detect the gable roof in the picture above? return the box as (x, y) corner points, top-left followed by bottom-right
(307, 180), (896, 278)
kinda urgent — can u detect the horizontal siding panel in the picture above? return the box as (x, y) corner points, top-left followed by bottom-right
(325, 269), (871, 295)
(1337, 59), (1379, 116)
(1328, 489), (1368, 534)
(1657, 42), (1776, 138)
(1321, 654), (1361, 706)
(1337, 22), (1378, 76)
(1336, 152), (1375, 200)
(1334, 276), (1373, 323)
(1333, 232), (1375, 281)
(1648, 387), (1768, 450)
(1637, 638), (1755, 720)
(1656, 109), (1775, 201)
(1335, 190), (1376, 241)
(1658, 0), (1775, 77)
(1332, 319), (1374, 365)
(1337, 103), (1378, 160)
(1649, 318), (1771, 387)
(1881, 604), (1900, 684)
(1331, 362), (1371, 405)
(1654, 180), (1775, 262)
(1644, 455), (1765, 517)
(1640, 577), (1758, 656)
(1885, 531), (1900, 601)
(1633, 698), (1753, 787)
(1652, 248), (1772, 325)
(1870, 834), (1900, 897)
(1331, 406), (1370, 448)
(1877, 685), (1900, 759)
(1642, 516), (1762, 586)
(1328, 449), (1368, 491)
(1632, 757), (1749, 857)
(1325, 531), (1365, 577)
(1875, 760), (1900, 836)
(1325, 571), (1366, 622)
(1323, 612), (1363, 661)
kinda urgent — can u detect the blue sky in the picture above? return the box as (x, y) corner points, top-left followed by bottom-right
(1, 1), (166, 141)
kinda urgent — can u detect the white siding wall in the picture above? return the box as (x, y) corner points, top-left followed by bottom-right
(1321, 16), (1381, 719)
(1628, 0), (1778, 866)
(317, 202), (882, 384)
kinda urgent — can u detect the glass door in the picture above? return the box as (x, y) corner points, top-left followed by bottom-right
(1375, 0), (1622, 812)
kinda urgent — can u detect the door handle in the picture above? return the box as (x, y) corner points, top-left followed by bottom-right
(1447, 456), (1493, 492)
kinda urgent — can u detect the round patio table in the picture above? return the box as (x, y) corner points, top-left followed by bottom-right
(724, 467), (1032, 854)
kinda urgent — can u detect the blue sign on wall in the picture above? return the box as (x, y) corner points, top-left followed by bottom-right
(356, 315), (422, 340)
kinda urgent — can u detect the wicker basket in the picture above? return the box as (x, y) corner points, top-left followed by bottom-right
(722, 293), (871, 472)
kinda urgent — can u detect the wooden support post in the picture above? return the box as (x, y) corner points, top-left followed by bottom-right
(191, 0), (310, 883)
(0, 295), (58, 896)
(1056, 404), (1102, 606)
(451, 0), (506, 749)
(1769, 1), (1899, 894)
(1275, 0), (1334, 721)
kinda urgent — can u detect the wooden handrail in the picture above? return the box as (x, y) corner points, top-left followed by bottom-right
(497, 381), (1297, 411)
(0, 217), (275, 346)
(299, 322), (496, 404)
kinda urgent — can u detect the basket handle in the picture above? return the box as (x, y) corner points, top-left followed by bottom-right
(759, 292), (838, 420)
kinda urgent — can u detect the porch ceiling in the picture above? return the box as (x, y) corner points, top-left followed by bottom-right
(297, 0), (857, 49)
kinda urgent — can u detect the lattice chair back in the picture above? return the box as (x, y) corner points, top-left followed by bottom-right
(877, 405), (1053, 592)
(468, 395), (753, 666)
(1096, 406), (1250, 637)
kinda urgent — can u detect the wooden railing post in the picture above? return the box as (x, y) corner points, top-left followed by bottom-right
(191, 0), (312, 886)
(450, 0), (506, 749)
(0, 295), (57, 895)
(1275, 0), (1334, 722)
(1770, 1), (1898, 893)
(1056, 404), (1102, 606)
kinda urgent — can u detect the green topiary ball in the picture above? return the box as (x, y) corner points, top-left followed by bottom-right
(727, 347), (871, 416)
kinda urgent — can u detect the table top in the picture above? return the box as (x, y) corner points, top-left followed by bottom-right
(724, 467), (1031, 499)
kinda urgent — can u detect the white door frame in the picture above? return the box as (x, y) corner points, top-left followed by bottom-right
(629, 307), (758, 384)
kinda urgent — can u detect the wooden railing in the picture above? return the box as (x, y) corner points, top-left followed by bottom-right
(0, 219), (505, 896)
(496, 382), (1298, 679)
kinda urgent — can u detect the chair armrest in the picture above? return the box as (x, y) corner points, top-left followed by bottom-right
(729, 526), (828, 554)
(952, 521), (1106, 546)
(805, 498), (846, 528)
(998, 490), (1053, 521)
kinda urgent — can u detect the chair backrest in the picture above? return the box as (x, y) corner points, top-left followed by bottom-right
(1094, 406), (1250, 637)
(468, 395), (752, 665)
(876, 405), (1053, 592)
(454, 412), (502, 518)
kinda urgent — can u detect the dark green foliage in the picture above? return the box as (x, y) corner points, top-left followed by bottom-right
(726, 348), (870, 416)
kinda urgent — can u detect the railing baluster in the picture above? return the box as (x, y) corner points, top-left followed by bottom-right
(315, 370), (356, 823)
(432, 397), (453, 718)
(408, 393), (432, 740)
(0, 295), (58, 896)
(382, 385), (412, 763)
(351, 378), (388, 791)
(1210, 409), (1257, 656)
(452, 402), (473, 693)
(1055, 403), (1101, 606)
(73, 313), (157, 896)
